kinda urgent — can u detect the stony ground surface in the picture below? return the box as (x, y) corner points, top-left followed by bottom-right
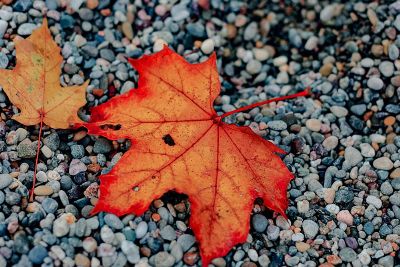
(0, 0), (400, 266)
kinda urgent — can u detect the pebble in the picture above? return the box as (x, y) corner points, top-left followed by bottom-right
(336, 210), (353, 226)
(322, 136), (338, 151)
(344, 147), (363, 167)
(267, 225), (280, 240)
(339, 247), (357, 262)
(0, 52), (9, 69)
(267, 120), (287, 131)
(360, 143), (375, 157)
(366, 195), (382, 209)
(153, 252), (175, 267)
(367, 77), (384, 90)
(373, 157), (393, 170)
(28, 245), (48, 264)
(246, 60), (262, 75)
(252, 214), (268, 232)
(93, 137), (112, 154)
(306, 119), (321, 132)
(135, 221), (148, 239)
(0, 20), (7, 38)
(160, 225), (176, 241)
(379, 61), (394, 77)
(53, 217), (70, 237)
(42, 198), (58, 213)
(69, 159), (87, 175)
(302, 220), (319, 239)
(34, 185), (54, 196)
(201, 39), (215, 54)
(0, 174), (13, 189)
(177, 234), (195, 252)
(330, 106), (348, 117)
(100, 225), (115, 243)
(18, 23), (38, 35)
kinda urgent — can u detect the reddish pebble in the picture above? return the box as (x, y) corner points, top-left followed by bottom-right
(92, 88), (104, 97)
(174, 202), (186, 213)
(100, 9), (111, 16)
(336, 210), (353, 226)
(155, 5), (167, 16)
(151, 213), (161, 222)
(183, 251), (200, 265)
(327, 254), (342, 265)
(87, 163), (100, 173)
(140, 246), (151, 257)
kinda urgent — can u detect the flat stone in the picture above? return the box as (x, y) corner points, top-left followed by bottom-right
(373, 157), (393, 170)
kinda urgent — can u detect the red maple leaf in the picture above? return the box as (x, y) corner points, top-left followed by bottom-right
(84, 47), (308, 265)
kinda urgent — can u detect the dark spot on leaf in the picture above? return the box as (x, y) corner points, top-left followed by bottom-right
(162, 134), (175, 146)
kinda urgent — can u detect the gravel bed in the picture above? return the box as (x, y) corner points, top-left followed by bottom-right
(0, 0), (400, 266)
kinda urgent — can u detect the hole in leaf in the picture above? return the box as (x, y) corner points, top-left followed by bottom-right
(162, 134), (175, 146)
(100, 124), (121, 130)
(132, 186), (140, 192)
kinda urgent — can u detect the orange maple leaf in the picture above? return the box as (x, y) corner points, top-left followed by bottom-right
(0, 18), (88, 200)
(84, 47), (307, 265)
(0, 18), (89, 128)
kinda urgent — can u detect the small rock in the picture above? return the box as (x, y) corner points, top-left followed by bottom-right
(366, 195), (382, 209)
(337, 210), (353, 225)
(373, 157), (393, 170)
(306, 119), (321, 132)
(344, 147), (363, 166)
(177, 234), (195, 252)
(18, 23), (38, 35)
(302, 220), (319, 239)
(160, 225), (176, 241)
(339, 247), (357, 262)
(252, 214), (268, 233)
(135, 221), (148, 239)
(153, 252), (175, 267)
(0, 174), (13, 189)
(201, 39), (214, 54)
(28, 245), (48, 265)
(367, 77), (384, 90)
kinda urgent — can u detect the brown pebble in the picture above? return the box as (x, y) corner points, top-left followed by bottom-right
(320, 63), (333, 76)
(86, 0), (99, 9)
(34, 185), (53, 196)
(183, 251), (200, 265)
(73, 130), (87, 141)
(390, 168), (400, 179)
(371, 44), (383, 57)
(151, 213), (161, 222)
(92, 88), (104, 97)
(225, 24), (237, 39)
(75, 254), (90, 267)
(391, 76), (400, 87)
(140, 246), (151, 257)
(384, 116), (396, 126)
(153, 199), (164, 208)
(122, 22), (133, 40)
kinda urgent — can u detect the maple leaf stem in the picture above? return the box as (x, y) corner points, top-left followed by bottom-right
(29, 113), (44, 202)
(218, 87), (310, 120)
